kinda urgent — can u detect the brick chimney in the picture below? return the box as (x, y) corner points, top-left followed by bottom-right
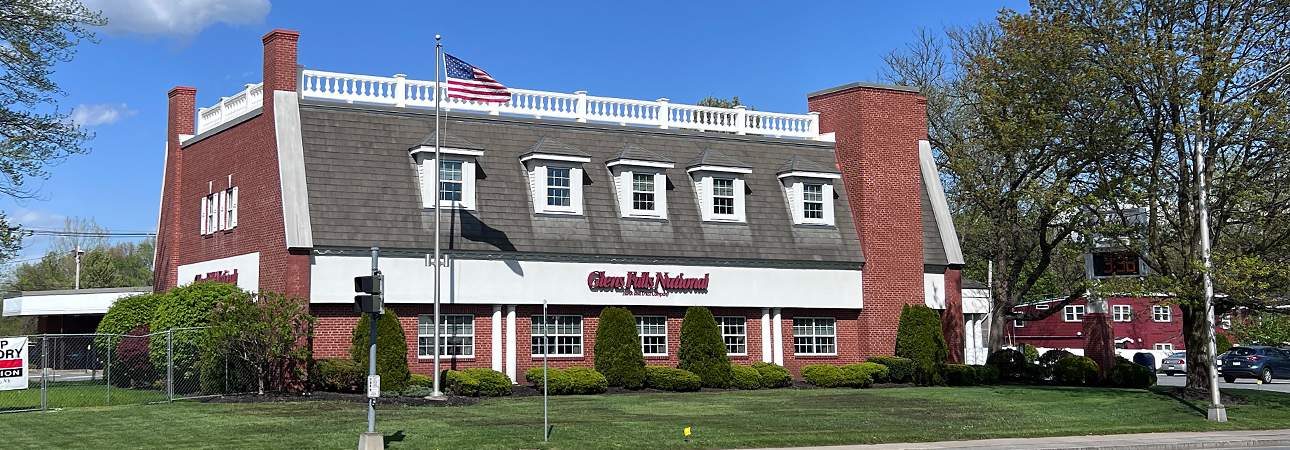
(261, 29), (300, 112)
(808, 82), (927, 357)
(154, 86), (197, 292)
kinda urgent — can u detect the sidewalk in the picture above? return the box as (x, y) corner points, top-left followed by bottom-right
(743, 429), (1290, 450)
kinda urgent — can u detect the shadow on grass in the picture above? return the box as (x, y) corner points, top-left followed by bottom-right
(383, 430), (405, 448)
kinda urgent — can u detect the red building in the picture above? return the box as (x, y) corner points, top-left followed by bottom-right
(1009, 297), (1185, 352)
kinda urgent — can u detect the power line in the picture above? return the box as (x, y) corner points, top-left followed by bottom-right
(20, 229), (156, 238)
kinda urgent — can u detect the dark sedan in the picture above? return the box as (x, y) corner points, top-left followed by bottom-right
(1222, 346), (1290, 384)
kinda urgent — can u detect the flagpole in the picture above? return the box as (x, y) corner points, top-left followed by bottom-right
(431, 34), (445, 399)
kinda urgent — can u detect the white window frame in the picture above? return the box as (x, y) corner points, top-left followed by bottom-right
(610, 166), (669, 219)
(717, 316), (747, 355)
(523, 155), (588, 216)
(1113, 305), (1132, 322)
(1153, 305), (1172, 322)
(1154, 343), (1174, 351)
(636, 315), (668, 356)
(418, 314), (475, 358)
(688, 166), (751, 223)
(414, 148), (481, 210)
(1064, 305), (1086, 322)
(1014, 319), (1026, 328)
(779, 174), (839, 226)
(792, 317), (837, 355)
(531, 315), (583, 356)
(201, 188), (236, 236)
(1221, 315), (1232, 330)
(1034, 303), (1049, 310)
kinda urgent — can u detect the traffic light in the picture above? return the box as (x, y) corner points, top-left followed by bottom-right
(354, 271), (384, 314)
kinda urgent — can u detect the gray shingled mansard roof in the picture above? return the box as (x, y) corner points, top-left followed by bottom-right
(297, 101), (864, 265)
(610, 142), (674, 164)
(521, 136), (592, 159)
(777, 155), (840, 175)
(412, 130), (484, 151)
(688, 148), (751, 170)
(922, 182), (949, 268)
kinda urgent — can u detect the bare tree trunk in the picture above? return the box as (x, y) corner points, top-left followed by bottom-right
(988, 303), (1010, 354)
(1182, 302), (1212, 390)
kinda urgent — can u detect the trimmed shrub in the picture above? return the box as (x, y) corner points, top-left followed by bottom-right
(842, 363), (887, 387)
(150, 282), (243, 385)
(1108, 362), (1156, 389)
(894, 305), (947, 385)
(525, 366), (570, 393)
(1038, 349), (1075, 369)
(975, 365), (1000, 385)
(350, 310), (411, 393)
(986, 349), (1028, 381)
(751, 362), (791, 388)
(839, 364), (876, 388)
(310, 358), (363, 392)
(677, 307), (732, 388)
(945, 364), (979, 386)
(802, 364), (844, 387)
(445, 368), (513, 397)
(593, 307), (646, 389)
(564, 367), (608, 394)
(866, 356), (914, 383)
(730, 365), (761, 390)
(645, 366), (702, 392)
(1053, 356), (1100, 385)
(97, 292), (163, 335)
(1217, 333), (1233, 354)
(1020, 343), (1039, 363)
(408, 373), (432, 387)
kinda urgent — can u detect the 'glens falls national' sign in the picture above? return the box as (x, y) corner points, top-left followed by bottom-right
(587, 271), (710, 296)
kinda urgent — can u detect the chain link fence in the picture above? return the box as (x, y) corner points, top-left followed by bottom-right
(0, 328), (273, 413)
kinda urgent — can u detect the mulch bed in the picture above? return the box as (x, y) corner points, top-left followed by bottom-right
(1158, 386), (1250, 405)
(201, 391), (481, 407)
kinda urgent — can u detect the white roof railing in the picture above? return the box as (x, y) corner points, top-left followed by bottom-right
(194, 70), (825, 140)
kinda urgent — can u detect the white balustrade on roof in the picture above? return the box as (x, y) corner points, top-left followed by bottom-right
(194, 70), (823, 140)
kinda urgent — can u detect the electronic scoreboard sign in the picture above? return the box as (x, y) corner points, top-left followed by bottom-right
(1090, 251), (1145, 278)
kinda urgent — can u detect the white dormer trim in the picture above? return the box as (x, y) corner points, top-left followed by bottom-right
(691, 171), (747, 223)
(686, 165), (753, 175)
(606, 159), (674, 169)
(777, 171), (841, 180)
(520, 153), (592, 164)
(416, 153), (477, 210)
(782, 176), (836, 227)
(523, 156), (586, 216)
(410, 146), (485, 157)
(611, 166), (668, 220)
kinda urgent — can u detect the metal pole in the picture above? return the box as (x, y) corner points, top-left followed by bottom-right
(224, 353), (229, 394)
(1197, 136), (1227, 422)
(167, 329), (174, 402)
(543, 300), (549, 442)
(369, 247), (379, 433)
(105, 336), (111, 405)
(74, 245), (82, 290)
(41, 337), (48, 411)
(431, 34), (445, 399)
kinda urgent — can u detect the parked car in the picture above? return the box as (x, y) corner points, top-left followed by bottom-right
(1160, 352), (1186, 376)
(1221, 346), (1290, 383)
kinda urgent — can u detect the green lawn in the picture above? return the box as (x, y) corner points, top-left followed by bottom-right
(4, 385), (1290, 449)
(0, 380), (170, 412)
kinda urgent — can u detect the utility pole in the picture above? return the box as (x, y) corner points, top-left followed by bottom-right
(74, 245), (84, 289)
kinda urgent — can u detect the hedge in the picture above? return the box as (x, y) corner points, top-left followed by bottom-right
(97, 292), (163, 336)
(730, 365), (761, 390)
(1053, 356), (1100, 385)
(593, 307), (646, 389)
(525, 367), (608, 394)
(350, 310), (411, 392)
(802, 364), (844, 387)
(677, 307), (732, 388)
(644, 366), (701, 392)
(894, 305), (947, 385)
(445, 368), (513, 397)
(945, 364), (977, 386)
(751, 362), (791, 388)
(408, 373), (432, 388)
(1109, 362), (1156, 389)
(986, 349), (1029, 381)
(975, 364), (1000, 385)
(113, 325), (156, 389)
(1038, 349), (1075, 368)
(842, 363), (887, 387)
(310, 358), (363, 392)
(865, 356), (914, 383)
(149, 282), (243, 384)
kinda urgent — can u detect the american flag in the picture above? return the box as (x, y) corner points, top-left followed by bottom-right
(444, 53), (511, 103)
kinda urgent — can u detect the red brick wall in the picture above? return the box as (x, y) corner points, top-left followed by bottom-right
(155, 30), (307, 299)
(1009, 297), (1200, 351)
(808, 86), (928, 357)
(942, 268), (964, 363)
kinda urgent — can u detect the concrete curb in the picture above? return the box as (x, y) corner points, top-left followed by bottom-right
(740, 429), (1290, 450)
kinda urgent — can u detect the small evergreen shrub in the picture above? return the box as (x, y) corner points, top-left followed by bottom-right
(1217, 333), (1233, 354)
(865, 356), (914, 383)
(150, 282), (243, 383)
(645, 366), (701, 392)
(975, 365), (1000, 385)
(564, 367), (608, 394)
(408, 373), (432, 387)
(986, 349), (1028, 381)
(445, 368), (513, 396)
(310, 358), (363, 392)
(842, 363), (888, 387)
(1053, 356), (1100, 385)
(801, 364), (844, 387)
(945, 364), (979, 386)
(730, 365), (761, 390)
(839, 364), (876, 388)
(1020, 343), (1040, 363)
(677, 307), (732, 388)
(894, 305), (948, 386)
(525, 366), (569, 392)
(593, 307), (646, 389)
(1108, 362), (1156, 389)
(751, 362), (791, 388)
(1038, 349), (1075, 369)
(350, 310), (411, 392)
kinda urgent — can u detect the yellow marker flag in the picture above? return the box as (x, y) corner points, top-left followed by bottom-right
(684, 427), (691, 436)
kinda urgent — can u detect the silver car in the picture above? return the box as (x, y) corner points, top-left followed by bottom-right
(1160, 351), (1187, 376)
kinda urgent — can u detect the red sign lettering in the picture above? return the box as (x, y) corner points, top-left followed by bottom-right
(195, 269), (239, 285)
(587, 270), (709, 296)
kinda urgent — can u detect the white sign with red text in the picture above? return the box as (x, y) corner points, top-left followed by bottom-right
(177, 252), (260, 292)
(0, 337), (28, 391)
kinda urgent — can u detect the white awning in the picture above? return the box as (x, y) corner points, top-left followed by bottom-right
(2, 287), (152, 317)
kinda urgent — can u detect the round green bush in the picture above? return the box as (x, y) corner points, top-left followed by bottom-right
(645, 366), (702, 392)
(1053, 356), (1100, 385)
(974, 365), (1000, 385)
(751, 362), (791, 388)
(446, 368), (513, 396)
(945, 364), (978, 386)
(986, 349), (1028, 381)
(310, 358), (363, 392)
(1038, 349), (1075, 368)
(564, 367), (608, 394)
(865, 356), (914, 383)
(1020, 343), (1040, 363)
(100, 293), (163, 388)
(839, 364), (875, 388)
(1217, 333), (1233, 354)
(1108, 362), (1156, 389)
(593, 307), (646, 389)
(894, 305), (947, 386)
(97, 292), (163, 335)
(730, 364), (761, 390)
(350, 310), (411, 393)
(677, 307), (732, 388)
(802, 364), (843, 387)
(408, 373), (432, 388)
(525, 366), (570, 393)
(150, 282), (244, 386)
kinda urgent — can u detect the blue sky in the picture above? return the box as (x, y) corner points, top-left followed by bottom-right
(5, 0), (1027, 261)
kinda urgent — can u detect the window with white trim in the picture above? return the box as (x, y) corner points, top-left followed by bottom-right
(546, 167), (571, 207)
(792, 317), (836, 355)
(439, 160), (463, 202)
(802, 183), (824, 219)
(1034, 303), (1049, 310)
(418, 314), (474, 357)
(523, 157), (587, 215)
(416, 153), (478, 210)
(1014, 319), (1026, 328)
(1221, 315), (1232, 330)
(717, 316), (746, 355)
(1064, 305), (1085, 322)
(1113, 305), (1132, 322)
(688, 162), (751, 223)
(531, 315), (583, 356)
(712, 179), (735, 215)
(636, 316), (668, 356)
(610, 166), (669, 219)
(781, 177), (837, 226)
(1153, 305), (1171, 322)
(1154, 343), (1174, 351)
(632, 173), (655, 211)
(200, 187), (237, 235)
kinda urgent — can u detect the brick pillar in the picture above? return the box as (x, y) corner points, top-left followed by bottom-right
(808, 83), (927, 356)
(261, 29), (300, 115)
(1083, 313), (1116, 379)
(155, 86), (197, 293)
(942, 268), (964, 364)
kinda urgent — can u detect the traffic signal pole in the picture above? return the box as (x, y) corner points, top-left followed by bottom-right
(358, 247), (383, 450)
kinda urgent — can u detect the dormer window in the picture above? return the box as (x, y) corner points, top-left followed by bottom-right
(778, 155), (840, 227)
(608, 143), (674, 220)
(410, 131), (485, 210)
(522, 137), (591, 216)
(687, 148), (751, 223)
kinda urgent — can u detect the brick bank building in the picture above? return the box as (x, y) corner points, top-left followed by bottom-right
(154, 30), (975, 381)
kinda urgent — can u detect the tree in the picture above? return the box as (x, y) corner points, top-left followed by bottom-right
(696, 94), (745, 109)
(894, 304), (948, 385)
(350, 310), (411, 392)
(1230, 312), (1290, 348)
(3, 217), (154, 291)
(677, 307), (731, 388)
(593, 307), (646, 389)
(205, 291), (314, 394)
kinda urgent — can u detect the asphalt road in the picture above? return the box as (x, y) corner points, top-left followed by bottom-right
(1156, 372), (1290, 393)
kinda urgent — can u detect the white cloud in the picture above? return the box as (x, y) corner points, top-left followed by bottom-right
(82, 0), (271, 37)
(8, 208), (65, 229)
(69, 103), (137, 126)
